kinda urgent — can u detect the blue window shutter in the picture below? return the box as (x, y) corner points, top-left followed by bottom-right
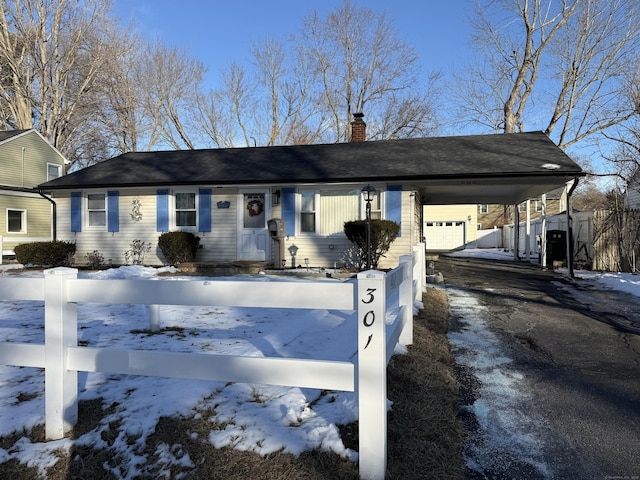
(387, 185), (402, 236)
(199, 188), (212, 232)
(157, 189), (169, 232)
(71, 192), (82, 232)
(107, 191), (119, 232)
(281, 188), (296, 236)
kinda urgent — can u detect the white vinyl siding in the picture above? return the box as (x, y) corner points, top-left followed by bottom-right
(55, 188), (238, 266)
(319, 190), (360, 235)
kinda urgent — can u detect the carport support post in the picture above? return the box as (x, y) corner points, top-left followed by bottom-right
(513, 204), (520, 260)
(525, 200), (531, 262)
(541, 194), (547, 269)
(357, 270), (387, 480)
(44, 267), (78, 439)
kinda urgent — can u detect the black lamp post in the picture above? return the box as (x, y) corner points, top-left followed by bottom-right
(362, 184), (376, 270)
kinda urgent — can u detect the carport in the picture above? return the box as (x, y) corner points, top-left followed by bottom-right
(404, 131), (585, 275)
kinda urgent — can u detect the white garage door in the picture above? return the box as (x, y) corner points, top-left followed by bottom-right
(424, 221), (466, 250)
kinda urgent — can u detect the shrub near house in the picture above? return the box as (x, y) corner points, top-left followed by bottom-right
(14, 240), (75, 267)
(158, 231), (200, 266)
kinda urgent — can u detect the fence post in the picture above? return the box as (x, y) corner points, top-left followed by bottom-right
(413, 243), (426, 298)
(357, 270), (387, 480)
(44, 267), (79, 439)
(149, 304), (160, 332)
(399, 255), (413, 346)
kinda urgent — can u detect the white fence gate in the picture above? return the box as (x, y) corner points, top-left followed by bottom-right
(0, 245), (426, 480)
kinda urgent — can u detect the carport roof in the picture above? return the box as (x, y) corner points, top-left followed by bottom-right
(40, 131), (584, 205)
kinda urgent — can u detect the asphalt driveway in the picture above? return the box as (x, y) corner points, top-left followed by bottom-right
(437, 255), (640, 480)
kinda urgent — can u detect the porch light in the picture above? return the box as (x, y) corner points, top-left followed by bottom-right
(361, 184), (376, 203)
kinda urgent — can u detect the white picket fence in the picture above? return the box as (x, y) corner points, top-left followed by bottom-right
(0, 245), (426, 480)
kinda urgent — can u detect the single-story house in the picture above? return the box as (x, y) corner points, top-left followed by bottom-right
(0, 129), (67, 257)
(39, 126), (583, 269)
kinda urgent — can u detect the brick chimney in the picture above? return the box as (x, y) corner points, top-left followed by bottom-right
(350, 112), (366, 142)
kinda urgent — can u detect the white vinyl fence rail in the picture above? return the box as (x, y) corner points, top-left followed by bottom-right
(0, 245), (426, 480)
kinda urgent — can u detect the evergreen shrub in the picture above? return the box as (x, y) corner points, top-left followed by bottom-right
(158, 231), (200, 265)
(343, 219), (400, 270)
(14, 240), (76, 267)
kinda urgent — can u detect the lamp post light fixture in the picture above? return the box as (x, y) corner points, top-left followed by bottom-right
(361, 184), (376, 270)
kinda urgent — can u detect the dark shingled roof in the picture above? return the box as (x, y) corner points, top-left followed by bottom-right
(0, 130), (30, 143)
(39, 131), (584, 205)
(41, 131), (582, 189)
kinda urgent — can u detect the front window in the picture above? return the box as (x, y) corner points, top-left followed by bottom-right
(367, 192), (382, 220)
(298, 189), (386, 235)
(7, 209), (25, 233)
(479, 204), (488, 214)
(300, 191), (316, 233)
(47, 163), (62, 181)
(87, 193), (106, 227)
(175, 192), (196, 227)
(535, 200), (542, 212)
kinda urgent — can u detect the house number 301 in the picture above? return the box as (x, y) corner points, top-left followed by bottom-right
(361, 288), (376, 349)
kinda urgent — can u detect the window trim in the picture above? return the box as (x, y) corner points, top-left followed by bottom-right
(172, 189), (198, 232)
(47, 163), (62, 181)
(298, 190), (319, 235)
(296, 188), (385, 237)
(86, 191), (107, 230)
(535, 200), (543, 212)
(479, 204), (489, 214)
(6, 208), (26, 234)
(360, 190), (384, 220)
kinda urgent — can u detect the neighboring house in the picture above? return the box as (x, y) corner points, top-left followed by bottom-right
(423, 204), (477, 251)
(39, 128), (583, 269)
(624, 169), (640, 209)
(0, 129), (66, 256)
(477, 187), (565, 229)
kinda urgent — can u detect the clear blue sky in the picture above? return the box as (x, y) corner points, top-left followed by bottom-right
(113, 1), (474, 88)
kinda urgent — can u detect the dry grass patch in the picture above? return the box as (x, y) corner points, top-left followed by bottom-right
(0, 287), (463, 479)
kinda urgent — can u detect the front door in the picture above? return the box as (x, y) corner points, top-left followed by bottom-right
(238, 190), (270, 261)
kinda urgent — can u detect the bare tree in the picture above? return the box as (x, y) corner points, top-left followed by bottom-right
(137, 40), (205, 150)
(195, 62), (255, 148)
(250, 37), (325, 146)
(601, 61), (640, 185)
(0, 0), (119, 166)
(295, 0), (441, 143)
(457, 0), (640, 151)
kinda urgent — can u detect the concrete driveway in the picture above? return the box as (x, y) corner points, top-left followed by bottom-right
(437, 255), (640, 479)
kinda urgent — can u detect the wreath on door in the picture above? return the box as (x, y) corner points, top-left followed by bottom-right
(247, 199), (264, 216)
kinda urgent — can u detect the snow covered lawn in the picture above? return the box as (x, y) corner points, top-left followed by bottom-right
(0, 265), (361, 479)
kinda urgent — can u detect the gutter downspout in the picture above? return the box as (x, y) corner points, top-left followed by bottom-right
(38, 190), (57, 241)
(566, 178), (579, 278)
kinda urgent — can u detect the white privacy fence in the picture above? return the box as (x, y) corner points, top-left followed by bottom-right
(0, 244), (426, 480)
(476, 212), (594, 266)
